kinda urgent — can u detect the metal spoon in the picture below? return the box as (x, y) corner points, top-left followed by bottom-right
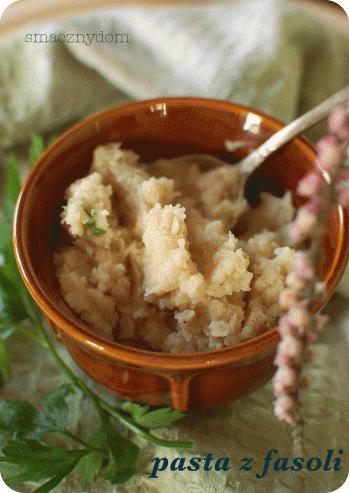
(159, 88), (349, 229)
(166, 87), (349, 180)
(238, 85), (349, 176)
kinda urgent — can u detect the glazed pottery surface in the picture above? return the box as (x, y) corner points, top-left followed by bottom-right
(13, 98), (349, 410)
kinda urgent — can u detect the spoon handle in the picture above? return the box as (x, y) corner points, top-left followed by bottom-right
(239, 85), (349, 175)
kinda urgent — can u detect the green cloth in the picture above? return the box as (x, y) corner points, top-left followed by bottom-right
(0, 1), (348, 148)
(0, 1), (348, 491)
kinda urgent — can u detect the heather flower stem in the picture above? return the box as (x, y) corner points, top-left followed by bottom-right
(274, 108), (349, 453)
(292, 414), (304, 456)
(36, 320), (193, 450)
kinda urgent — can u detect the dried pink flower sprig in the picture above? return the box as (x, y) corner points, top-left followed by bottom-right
(273, 104), (349, 445)
(329, 104), (349, 140)
(289, 107), (349, 244)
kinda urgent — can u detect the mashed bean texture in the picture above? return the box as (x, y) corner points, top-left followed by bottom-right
(55, 143), (296, 353)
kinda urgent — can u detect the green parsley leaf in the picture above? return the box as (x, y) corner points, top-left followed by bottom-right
(82, 209), (107, 235)
(0, 220), (11, 256)
(91, 226), (107, 236)
(0, 317), (16, 340)
(0, 271), (28, 326)
(121, 402), (186, 429)
(0, 439), (88, 490)
(42, 384), (76, 430)
(47, 134), (58, 146)
(103, 424), (139, 484)
(33, 463), (78, 493)
(0, 338), (10, 385)
(0, 153), (23, 289)
(3, 153), (21, 217)
(29, 133), (45, 166)
(121, 402), (149, 420)
(0, 400), (56, 439)
(0, 219), (22, 290)
(76, 428), (105, 488)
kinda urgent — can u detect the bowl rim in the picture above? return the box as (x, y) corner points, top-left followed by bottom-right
(13, 96), (349, 371)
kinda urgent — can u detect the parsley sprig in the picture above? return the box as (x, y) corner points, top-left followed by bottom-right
(0, 135), (192, 492)
(84, 209), (108, 236)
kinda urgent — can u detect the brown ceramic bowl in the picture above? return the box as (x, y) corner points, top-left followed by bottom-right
(13, 98), (349, 411)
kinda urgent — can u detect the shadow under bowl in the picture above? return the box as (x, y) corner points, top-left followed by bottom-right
(13, 97), (349, 411)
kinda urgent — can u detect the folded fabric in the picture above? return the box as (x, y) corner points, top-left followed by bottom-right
(0, 0), (348, 149)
